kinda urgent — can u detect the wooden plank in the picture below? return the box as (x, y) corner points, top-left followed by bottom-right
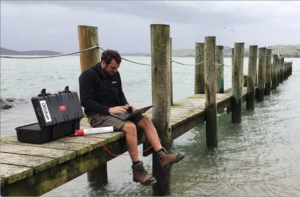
(1, 136), (93, 156)
(0, 138), (130, 196)
(0, 153), (57, 173)
(0, 164), (33, 185)
(0, 144), (76, 164)
(57, 131), (125, 145)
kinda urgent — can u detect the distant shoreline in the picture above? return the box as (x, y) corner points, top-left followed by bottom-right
(1, 45), (300, 58)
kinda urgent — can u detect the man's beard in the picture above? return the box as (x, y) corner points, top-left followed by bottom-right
(102, 66), (115, 76)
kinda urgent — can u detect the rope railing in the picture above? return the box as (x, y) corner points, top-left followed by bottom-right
(171, 60), (204, 66)
(0, 45), (232, 67)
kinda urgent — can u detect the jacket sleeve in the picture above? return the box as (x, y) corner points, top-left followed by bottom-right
(79, 71), (110, 115)
(117, 72), (129, 105)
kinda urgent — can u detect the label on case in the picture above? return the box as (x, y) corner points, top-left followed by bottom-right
(39, 100), (52, 122)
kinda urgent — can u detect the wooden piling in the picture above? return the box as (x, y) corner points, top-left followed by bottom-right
(276, 56), (280, 87)
(271, 54), (278, 90)
(228, 48), (234, 113)
(78, 25), (100, 73)
(257, 47), (266, 102)
(231, 43), (244, 123)
(195, 43), (205, 94)
(286, 63), (290, 79)
(285, 63), (288, 78)
(78, 25), (107, 184)
(150, 24), (171, 196)
(289, 62), (293, 76)
(246, 45), (258, 110)
(216, 45), (224, 93)
(284, 62), (288, 81)
(265, 49), (272, 95)
(231, 48), (234, 66)
(170, 37), (173, 106)
(282, 57), (285, 82)
(279, 57), (284, 83)
(243, 75), (247, 87)
(204, 36), (218, 149)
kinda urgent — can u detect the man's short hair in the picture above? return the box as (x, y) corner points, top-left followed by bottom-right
(101, 50), (122, 65)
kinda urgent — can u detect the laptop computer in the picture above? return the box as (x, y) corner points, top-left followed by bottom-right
(111, 105), (153, 121)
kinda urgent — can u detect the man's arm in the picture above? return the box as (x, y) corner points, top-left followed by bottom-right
(79, 71), (110, 115)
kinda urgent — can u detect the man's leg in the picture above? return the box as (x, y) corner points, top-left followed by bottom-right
(120, 121), (139, 162)
(137, 116), (185, 170)
(89, 113), (156, 185)
(136, 116), (162, 152)
(121, 121), (156, 186)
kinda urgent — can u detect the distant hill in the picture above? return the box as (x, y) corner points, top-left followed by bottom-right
(267, 45), (300, 57)
(0, 47), (62, 56)
(172, 46), (232, 57)
(2, 44), (300, 57)
(172, 44), (300, 58)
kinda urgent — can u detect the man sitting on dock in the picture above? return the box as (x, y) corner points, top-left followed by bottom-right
(79, 49), (185, 186)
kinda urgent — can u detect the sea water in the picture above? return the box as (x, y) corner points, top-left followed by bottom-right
(1, 56), (299, 196)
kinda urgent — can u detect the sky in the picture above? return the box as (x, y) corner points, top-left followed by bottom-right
(1, 1), (300, 53)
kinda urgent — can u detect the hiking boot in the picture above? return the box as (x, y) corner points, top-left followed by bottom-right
(157, 148), (185, 170)
(132, 161), (157, 186)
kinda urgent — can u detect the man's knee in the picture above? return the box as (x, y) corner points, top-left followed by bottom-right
(138, 116), (154, 128)
(121, 121), (137, 135)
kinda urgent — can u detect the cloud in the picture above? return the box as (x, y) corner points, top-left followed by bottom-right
(1, 1), (299, 53)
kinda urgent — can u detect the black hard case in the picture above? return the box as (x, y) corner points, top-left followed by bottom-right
(31, 87), (84, 128)
(16, 87), (84, 144)
(15, 120), (80, 144)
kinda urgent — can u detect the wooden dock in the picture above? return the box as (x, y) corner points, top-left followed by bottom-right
(0, 88), (246, 196)
(0, 24), (293, 196)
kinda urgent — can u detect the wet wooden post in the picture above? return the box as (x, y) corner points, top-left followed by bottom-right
(205, 36), (218, 149)
(265, 49), (272, 95)
(150, 24), (171, 196)
(195, 43), (205, 94)
(216, 45), (224, 93)
(257, 47), (266, 102)
(246, 45), (258, 110)
(284, 62), (288, 81)
(279, 57), (284, 83)
(78, 25), (100, 73)
(243, 75), (247, 87)
(285, 63), (289, 78)
(271, 54), (278, 90)
(231, 43), (244, 123)
(276, 56), (280, 87)
(289, 62), (293, 76)
(170, 37), (173, 106)
(286, 63), (290, 79)
(277, 56), (281, 84)
(227, 48), (234, 113)
(78, 25), (107, 184)
(282, 57), (285, 82)
(231, 48), (234, 65)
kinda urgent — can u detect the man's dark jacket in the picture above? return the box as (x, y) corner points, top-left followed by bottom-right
(79, 63), (128, 117)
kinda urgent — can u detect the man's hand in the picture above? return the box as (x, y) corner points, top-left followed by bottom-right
(109, 105), (131, 114)
(125, 104), (136, 112)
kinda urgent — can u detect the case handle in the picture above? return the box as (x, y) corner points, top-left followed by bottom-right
(62, 86), (74, 100)
(38, 88), (52, 103)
